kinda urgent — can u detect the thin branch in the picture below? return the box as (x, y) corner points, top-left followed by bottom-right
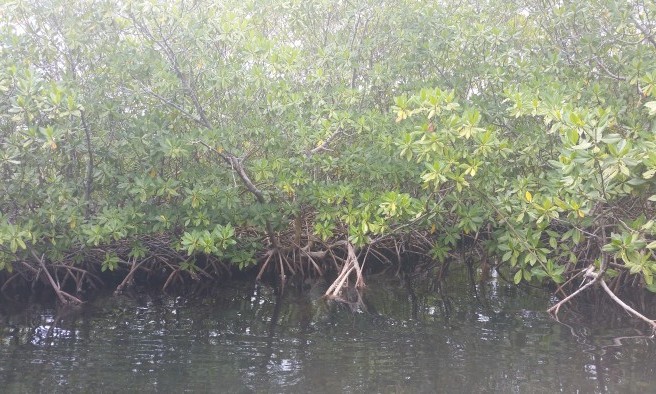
(140, 85), (205, 127)
(594, 58), (627, 82)
(80, 111), (94, 219)
(152, 18), (212, 128)
(305, 130), (344, 158)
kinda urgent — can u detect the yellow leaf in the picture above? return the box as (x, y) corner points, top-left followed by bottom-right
(577, 209), (585, 218)
(525, 191), (532, 203)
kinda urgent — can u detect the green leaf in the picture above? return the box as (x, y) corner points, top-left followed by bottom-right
(569, 112), (584, 126)
(549, 237), (557, 249)
(513, 269), (523, 284)
(642, 267), (653, 285)
(566, 128), (579, 145)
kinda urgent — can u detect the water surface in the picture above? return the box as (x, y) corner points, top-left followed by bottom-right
(1, 268), (654, 393)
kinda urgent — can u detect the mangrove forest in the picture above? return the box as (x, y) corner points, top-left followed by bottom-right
(1, 0), (656, 331)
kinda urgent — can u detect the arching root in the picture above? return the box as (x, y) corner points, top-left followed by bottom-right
(31, 251), (83, 305)
(548, 266), (656, 333)
(599, 280), (656, 333)
(324, 242), (365, 299)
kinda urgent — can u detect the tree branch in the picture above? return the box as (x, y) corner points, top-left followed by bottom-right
(631, 16), (656, 49)
(129, 11), (282, 250)
(80, 111), (94, 219)
(139, 85), (206, 127)
(305, 130), (344, 158)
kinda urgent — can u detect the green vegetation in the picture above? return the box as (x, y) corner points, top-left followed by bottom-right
(0, 0), (655, 325)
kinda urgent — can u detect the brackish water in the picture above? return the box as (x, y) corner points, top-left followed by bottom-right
(1, 267), (655, 393)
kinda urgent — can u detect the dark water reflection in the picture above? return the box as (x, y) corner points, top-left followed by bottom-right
(1, 268), (655, 393)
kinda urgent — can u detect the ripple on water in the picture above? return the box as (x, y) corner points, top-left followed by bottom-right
(0, 271), (655, 393)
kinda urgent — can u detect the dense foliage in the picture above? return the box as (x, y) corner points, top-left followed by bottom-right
(1, 0), (655, 314)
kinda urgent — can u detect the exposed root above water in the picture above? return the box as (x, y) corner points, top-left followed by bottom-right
(598, 280), (656, 333)
(324, 242), (365, 300)
(548, 265), (656, 334)
(31, 250), (83, 306)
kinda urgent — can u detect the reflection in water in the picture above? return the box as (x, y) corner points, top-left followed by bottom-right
(31, 324), (75, 346)
(1, 266), (655, 393)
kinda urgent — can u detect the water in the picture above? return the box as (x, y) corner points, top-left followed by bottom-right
(1, 267), (655, 393)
